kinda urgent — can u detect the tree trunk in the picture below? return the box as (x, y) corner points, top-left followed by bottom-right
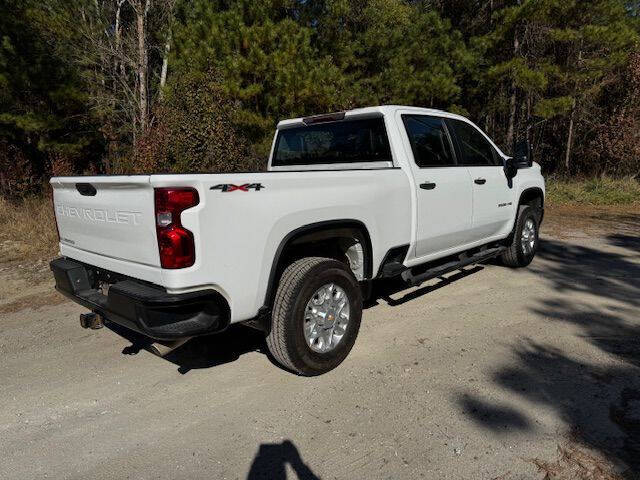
(0, 169), (6, 196)
(565, 97), (577, 171)
(115, 1), (122, 51)
(506, 32), (519, 150)
(159, 30), (171, 99)
(104, 147), (112, 174)
(115, 0), (124, 69)
(565, 46), (583, 172)
(526, 93), (532, 147)
(136, 0), (149, 135)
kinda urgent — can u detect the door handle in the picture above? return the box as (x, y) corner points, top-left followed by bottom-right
(474, 178), (487, 185)
(420, 182), (437, 190)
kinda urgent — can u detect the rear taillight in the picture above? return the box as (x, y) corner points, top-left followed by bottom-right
(154, 188), (199, 269)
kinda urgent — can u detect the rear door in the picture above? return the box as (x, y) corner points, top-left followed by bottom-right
(445, 119), (514, 241)
(399, 114), (474, 259)
(51, 176), (160, 267)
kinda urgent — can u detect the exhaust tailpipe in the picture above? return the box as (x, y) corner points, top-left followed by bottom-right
(148, 338), (191, 357)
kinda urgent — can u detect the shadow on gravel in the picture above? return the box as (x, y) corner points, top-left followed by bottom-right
(458, 236), (640, 476)
(458, 393), (532, 432)
(531, 238), (640, 308)
(366, 265), (484, 308)
(247, 440), (320, 480)
(606, 234), (640, 253)
(108, 322), (267, 374)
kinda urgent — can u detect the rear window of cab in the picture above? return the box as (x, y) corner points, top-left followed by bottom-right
(272, 117), (392, 166)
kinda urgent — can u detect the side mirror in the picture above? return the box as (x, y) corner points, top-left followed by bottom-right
(504, 157), (518, 181)
(513, 139), (533, 168)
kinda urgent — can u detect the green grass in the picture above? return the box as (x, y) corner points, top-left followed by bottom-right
(546, 177), (640, 206)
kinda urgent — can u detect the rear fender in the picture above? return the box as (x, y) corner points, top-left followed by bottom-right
(263, 220), (373, 309)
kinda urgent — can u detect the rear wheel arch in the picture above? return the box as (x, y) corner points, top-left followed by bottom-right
(263, 220), (373, 309)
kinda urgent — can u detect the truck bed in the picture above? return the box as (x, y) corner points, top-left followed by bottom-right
(51, 170), (412, 322)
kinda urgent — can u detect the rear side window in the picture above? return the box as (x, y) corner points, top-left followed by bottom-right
(448, 119), (501, 166)
(402, 115), (456, 167)
(272, 117), (392, 166)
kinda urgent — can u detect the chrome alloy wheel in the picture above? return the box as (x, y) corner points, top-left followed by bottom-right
(303, 283), (350, 353)
(521, 218), (537, 255)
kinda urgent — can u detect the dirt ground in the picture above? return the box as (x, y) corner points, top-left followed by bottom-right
(1, 206), (639, 480)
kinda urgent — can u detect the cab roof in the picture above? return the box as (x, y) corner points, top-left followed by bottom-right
(276, 105), (468, 129)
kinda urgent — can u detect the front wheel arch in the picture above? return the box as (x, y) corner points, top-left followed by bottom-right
(518, 187), (544, 223)
(505, 187), (545, 244)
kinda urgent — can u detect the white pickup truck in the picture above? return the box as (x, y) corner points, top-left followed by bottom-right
(50, 105), (545, 375)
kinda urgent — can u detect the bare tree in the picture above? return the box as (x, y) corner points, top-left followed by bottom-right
(128, 0), (150, 133)
(38, 0), (176, 170)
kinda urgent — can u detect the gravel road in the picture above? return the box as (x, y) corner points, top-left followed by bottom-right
(1, 212), (639, 479)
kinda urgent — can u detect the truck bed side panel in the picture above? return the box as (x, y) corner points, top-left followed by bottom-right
(151, 169), (412, 322)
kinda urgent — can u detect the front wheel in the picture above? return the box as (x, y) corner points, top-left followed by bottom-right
(501, 205), (539, 268)
(266, 257), (363, 376)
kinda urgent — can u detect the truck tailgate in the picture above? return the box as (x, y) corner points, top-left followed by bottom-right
(51, 176), (160, 267)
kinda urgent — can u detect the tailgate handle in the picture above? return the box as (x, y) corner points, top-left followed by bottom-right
(76, 183), (97, 196)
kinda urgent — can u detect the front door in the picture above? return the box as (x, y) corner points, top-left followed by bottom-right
(399, 113), (474, 259)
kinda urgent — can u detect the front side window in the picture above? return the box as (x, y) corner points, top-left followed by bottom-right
(448, 119), (500, 166)
(272, 117), (392, 166)
(402, 115), (456, 167)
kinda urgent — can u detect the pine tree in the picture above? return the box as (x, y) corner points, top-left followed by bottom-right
(467, 0), (637, 172)
(171, 0), (344, 154)
(0, 0), (95, 194)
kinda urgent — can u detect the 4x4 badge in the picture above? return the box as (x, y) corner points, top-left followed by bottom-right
(210, 183), (265, 192)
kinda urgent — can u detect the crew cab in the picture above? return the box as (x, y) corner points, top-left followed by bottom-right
(50, 106), (545, 375)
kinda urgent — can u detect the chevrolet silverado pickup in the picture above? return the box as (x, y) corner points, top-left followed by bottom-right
(50, 106), (545, 375)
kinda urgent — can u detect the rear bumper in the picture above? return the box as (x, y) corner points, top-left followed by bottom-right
(50, 257), (229, 340)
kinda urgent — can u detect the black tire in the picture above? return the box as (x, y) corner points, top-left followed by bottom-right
(266, 257), (363, 376)
(501, 205), (539, 268)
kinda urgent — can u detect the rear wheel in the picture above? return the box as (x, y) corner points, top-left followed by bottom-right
(501, 205), (539, 268)
(266, 257), (362, 376)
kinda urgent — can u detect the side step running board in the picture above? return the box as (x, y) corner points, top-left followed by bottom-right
(401, 246), (506, 287)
